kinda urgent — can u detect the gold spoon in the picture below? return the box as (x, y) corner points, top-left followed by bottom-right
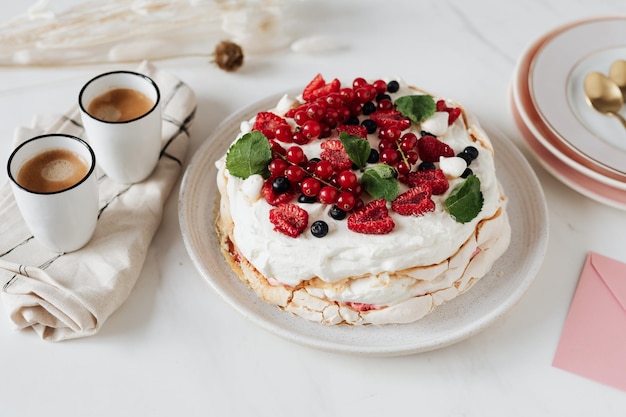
(609, 59), (626, 96)
(583, 71), (626, 129)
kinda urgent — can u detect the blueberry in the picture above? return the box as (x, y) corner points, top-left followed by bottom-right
(329, 205), (347, 220)
(272, 176), (290, 193)
(298, 194), (317, 204)
(418, 161), (436, 171)
(361, 119), (377, 134)
(367, 148), (380, 164)
(461, 168), (473, 178)
(462, 146), (479, 160)
(386, 80), (400, 93)
(311, 220), (329, 238)
(309, 157), (321, 163)
(345, 115), (360, 126)
(421, 130), (435, 137)
(362, 102), (376, 115)
(376, 93), (391, 102)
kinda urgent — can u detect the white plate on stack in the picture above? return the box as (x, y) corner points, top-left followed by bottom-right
(510, 16), (626, 210)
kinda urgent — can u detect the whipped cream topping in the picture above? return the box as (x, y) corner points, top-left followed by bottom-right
(216, 80), (506, 301)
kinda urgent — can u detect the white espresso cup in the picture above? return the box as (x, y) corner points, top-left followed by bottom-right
(7, 134), (99, 253)
(78, 70), (161, 184)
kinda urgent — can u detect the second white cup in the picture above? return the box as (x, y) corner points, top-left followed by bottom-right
(79, 71), (161, 184)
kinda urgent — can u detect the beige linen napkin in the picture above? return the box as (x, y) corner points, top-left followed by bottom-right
(0, 61), (196, 341)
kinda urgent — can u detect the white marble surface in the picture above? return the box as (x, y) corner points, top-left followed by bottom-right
(1, 0), (626, 415)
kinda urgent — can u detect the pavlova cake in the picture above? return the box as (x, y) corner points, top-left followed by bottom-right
(215, 74), (511, 325)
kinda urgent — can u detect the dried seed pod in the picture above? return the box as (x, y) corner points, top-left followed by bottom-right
(213, 40), (244, 72)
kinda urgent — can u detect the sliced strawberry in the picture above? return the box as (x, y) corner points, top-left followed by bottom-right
(253, 112), (289, 140)
(347, 199), (395, 235)
(269, 203), (309, 238)
(370, 109), (411, 130)
(405, 169), (449, 195)
(262, 179), (294, 206)
(302, 74), (341, 102)
(417, 135), (455, 162)
(320, 139), (353, 171)
(336, 124), (368, 139)
(391, 185), (435, 216)
(302, 74), (326, 102)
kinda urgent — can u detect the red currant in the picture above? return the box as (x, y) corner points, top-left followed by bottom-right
(300, 177), (321, 196)
(318, 186), (339, 204)
(274, 125), (292, 143)
(396, 161), (411, 175)
(268, 158), (289, 176)
(324, 92), (342, 108)
(352, 77), (368, 89)
(286, 146), (306, 164)
(285, 165), (306, 183)
(406, 150), (419, 164)
(324, 108), (339, 127)
(378, 139), (395, 151)
(314, 160), (334, 180)
(291, 131), (309, 145)
(347, 183), (363, 196)
(294, 110), (310, 126)
(380, 148), (400, 165)
(306, 103), (325, 121)
(377, 98), (394, 111)
(339, 88), (355, 103)
(336, 191), (356, 211)
(337, 170), (357, 189)
(379, 126), (402, 141)
(301, 120), (322, 140)
(372, 79), (387, 94)
(355, 87), (374, 103)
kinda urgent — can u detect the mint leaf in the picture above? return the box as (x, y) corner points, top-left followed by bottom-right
(444, 175), (484, 223)
(339, 132), (370, 169)
(395, 95), (436, 124)
(361, 164), (399, 201)
(225, 131), (272, 179)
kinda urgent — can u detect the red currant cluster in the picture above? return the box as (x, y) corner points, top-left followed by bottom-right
(267, 142), (363, 212)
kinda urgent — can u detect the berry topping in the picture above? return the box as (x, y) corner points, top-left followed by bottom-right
(405, 169), (449, 195)
(252, 112), (289, 140)
(337, 124), (368, 139)
(302, 74), (341, 102)
(262, 180), (294, 206)
(269, 203), (309, 237)
(417, 135), (455, 162)
(386, 80), (400, 93)
(391, 185), (435, 216)
(370, 109), (411, 130)
(361, 119), (378, 134)
(310, 220), (329, 238)
(298, 194), (317, 204)
(367, 148), (380, 164)
(320, 139), (353, 171)
(272, 176), (291, 194)
(462, 145), (479, 160)
(329, 205), (347, 220)
(347, 199), (395, 235)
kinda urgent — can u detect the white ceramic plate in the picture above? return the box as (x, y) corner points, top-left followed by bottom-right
(530, 17), (626, 174)
(178, 94), (549, 356)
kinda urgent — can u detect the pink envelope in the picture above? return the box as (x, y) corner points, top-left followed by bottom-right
(553, 252), (626, 392)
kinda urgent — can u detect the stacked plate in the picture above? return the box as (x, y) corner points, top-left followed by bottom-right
(510, 17), (626, 210)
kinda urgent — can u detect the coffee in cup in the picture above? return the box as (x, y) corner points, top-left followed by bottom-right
(87, 88), (155, 123)
(17, 148), (90, 193)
